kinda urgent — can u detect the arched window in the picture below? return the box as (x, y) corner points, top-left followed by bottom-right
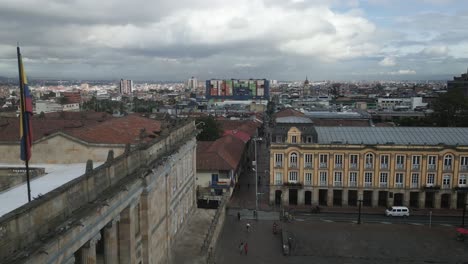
(290, 152), (298, 168)
(444, 154), (453, 170)
(365, 153), (374, 169)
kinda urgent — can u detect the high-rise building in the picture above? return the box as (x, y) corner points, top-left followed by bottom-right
(205, 79), (270, 100)
(447, 68), (468, 96)
(119, 79), (133, 95)
(188, 77), (198, 91)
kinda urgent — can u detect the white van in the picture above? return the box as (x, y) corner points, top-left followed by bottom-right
(385, 206), (410, 217)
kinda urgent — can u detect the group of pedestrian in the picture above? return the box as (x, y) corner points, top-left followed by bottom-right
(238, 242), (249, 255)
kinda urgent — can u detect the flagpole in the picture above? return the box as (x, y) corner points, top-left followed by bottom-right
(17, 46), (32, 202)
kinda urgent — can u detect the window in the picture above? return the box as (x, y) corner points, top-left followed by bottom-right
(461, 157), (468, 171)
(319, 154), (328, 168)
(291, 136), (297, 143)
(335, 154), (343, 169)
(428, 155), (437, 170)
(444, 154), (453, 170)
(427, 173), (435, 186)
(395, 173), (404, 188)
(365, 153), (374, 169)
(411, 173), (419, 188)
(305, 172), (312, 185)
(364, 172), (373, 187)
(349, 172), (357, 187)
(380, 172), (388, 187)
(289, 153), (298, 168)
(380, 155), (389, 169)
(396, 155), (405, 169)
(412, 155), (421, 170)
(459, 175), (467, 186)
(319, 171), (327, 186)
(442, 175), (451, 188)
(275, 135), (282, 143)
(275, 153), (283, 167)
(304, 154), (313, 168)
(334, 172), (342, 186)
(349, 154), (358, 169)
(275, 172), (283, 185)
(306, 136), (313, 143)
(289, 171), (298, 183)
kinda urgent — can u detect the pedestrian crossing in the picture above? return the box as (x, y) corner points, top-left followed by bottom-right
(315, 218), (455, 227)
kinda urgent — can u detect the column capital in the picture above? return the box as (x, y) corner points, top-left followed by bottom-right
(106, 215), (120, 228)
(86, 232), (101, 247)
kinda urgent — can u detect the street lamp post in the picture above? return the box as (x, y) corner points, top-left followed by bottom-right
(357, 198), (363, 224)
(253, 137), (262, 217)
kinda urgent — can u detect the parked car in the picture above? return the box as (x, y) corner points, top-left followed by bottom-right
(385, 206), (410, 217)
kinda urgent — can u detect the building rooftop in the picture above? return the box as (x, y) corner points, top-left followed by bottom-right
(315, 127), (468, 146)
(276, 116), (313, 124)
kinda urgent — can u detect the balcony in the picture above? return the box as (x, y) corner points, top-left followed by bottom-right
(334, 164), (343, 169)
(365, 164), (373, 170)
(443, 165), (452, 171)
(334, 182), (342, 187)
(364, 182), (372, 188)
(349, 181), (357, 187)
(412, 164), (420, 171)
(461, 165), (468, 172)
(283, 182), (303, 188)
(442, 184), (451, 190)
(289, 163), (298, 169)
(379, 182), (388, 188)
(410, 183), (419, 189)
(421, 185), (440, 192)
(380, 164), (389, 170)
(396, 164), (404, 170)
(274, 180), (283, 186)
(274, 163), (283, 168)
(304, 163), (313, 169)
(349, 163), (358, 170)
(319, 163), (328, 169)
(427, 164), (436, 171)
(319, 181), (327, 187)
(395, 183), (404, 188)
(304, 181), (312, 186)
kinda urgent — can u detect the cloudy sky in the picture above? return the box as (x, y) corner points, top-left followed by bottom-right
(0, 0), (467, 81)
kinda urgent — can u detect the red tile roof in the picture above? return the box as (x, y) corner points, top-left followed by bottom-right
(274, 108), (305, 118)
(197, 135), (246, 171)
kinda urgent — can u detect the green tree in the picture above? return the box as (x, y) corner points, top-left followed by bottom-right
(431, 88), (468, 127)
(196, 116), (222, 141)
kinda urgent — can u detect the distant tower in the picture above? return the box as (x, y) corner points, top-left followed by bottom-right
(303, 76), (310, 97)
(119, 79), (133, 95)
(188, 77), (198, 91)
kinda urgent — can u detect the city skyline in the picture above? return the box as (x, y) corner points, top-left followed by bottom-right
(0, 0), (467, 81)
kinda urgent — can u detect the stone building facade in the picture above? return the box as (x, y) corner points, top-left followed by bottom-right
(269, 117), (468, 210)
(0, 121), (197, 264)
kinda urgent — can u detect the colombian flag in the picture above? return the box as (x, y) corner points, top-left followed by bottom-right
(18, 49), (33, 161)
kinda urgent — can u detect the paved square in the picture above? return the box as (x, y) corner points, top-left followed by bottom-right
(214, 216), (468, 264)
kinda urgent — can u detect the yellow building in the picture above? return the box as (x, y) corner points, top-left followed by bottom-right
(269, 116), (468, 209)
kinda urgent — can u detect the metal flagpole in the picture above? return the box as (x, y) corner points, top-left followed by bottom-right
(17, 46), (32, 202)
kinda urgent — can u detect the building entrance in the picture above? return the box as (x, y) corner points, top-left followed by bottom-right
(289, 189), (298, 205)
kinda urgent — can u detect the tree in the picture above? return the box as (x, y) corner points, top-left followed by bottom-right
(196, 116), (222, 141)
(431, 88), (468, 127)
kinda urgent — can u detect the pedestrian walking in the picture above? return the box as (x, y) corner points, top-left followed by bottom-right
(239, 242), (244, 255)
(246, 223), (251, 233)
(244, 242), (248, 255)
(237, 212), (241, 221)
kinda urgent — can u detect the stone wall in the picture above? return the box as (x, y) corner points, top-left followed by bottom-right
(0, 120), (197, 264)
(0, 167), (45, 192)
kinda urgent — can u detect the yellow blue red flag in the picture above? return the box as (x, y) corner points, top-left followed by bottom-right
(18, 49), (33, 161)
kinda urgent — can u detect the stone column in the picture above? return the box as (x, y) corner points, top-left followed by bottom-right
(450, 193), (457, 209)
(282, 189), (288, 206)
(298, 189), (305, 205)
(80, 233), (101, 264)
(312, 188), (319, 206)
(342, 188), (348, 207)
(371, 190), (378, 208)
(418, 192), (426, 209)
(119, 206), (136, 264)
(434, 192), (441, 209)
(104, 217), (119, 264)
(327, 189), (333, 207)
(403, 190), (410, 207)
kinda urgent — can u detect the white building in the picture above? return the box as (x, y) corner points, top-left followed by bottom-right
(187, 77), (198, 91)
(35, 100), (80, 114)
(119, 79), (133, 95)
(377, 97), (427, 110)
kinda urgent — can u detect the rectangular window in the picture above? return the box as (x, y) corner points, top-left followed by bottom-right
(396, 155), (405, 169)
(412, 155), (421, 170)
(289, 171), (298, 183)
(335, 154), (343, 169)
(349, 154), (358, 169)
(319, 171), (327, 186)
(364, 172), (373, 187)
(461, 157), (468, 171)
(275, 153), (283, 167)
(427, 173), (435, 185)
(275, 172), (283, 185)
(380, 155), (389, 169)
(365, 154), (374, 169)
(304, 154), (313, 168)
(319, 154), (328, 168)
(291, 136), (297, 143)
(395, 173), (404, 188)
(334, 172), (342, 186)
(349, 172), (357, 187)
(411, 173), (419, 188)
(305, 172), (312, 185)
(380, 172), (388, 187)
(459, 175), (467, 186)
(428, 155), (437, 170)
(442, 175), (451, 188)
